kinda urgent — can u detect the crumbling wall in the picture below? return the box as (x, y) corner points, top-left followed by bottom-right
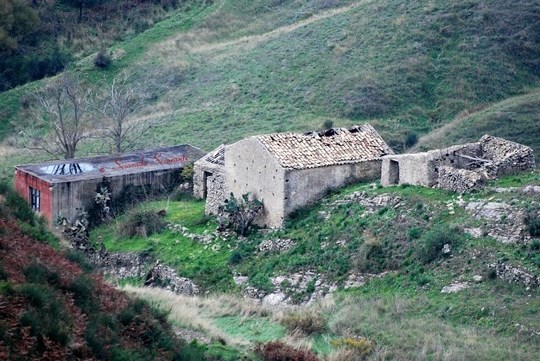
(479, 135), (535, 177)
(437, 166), (487, 193)
(204, 171), (227, 215)
(381, 135), (535, 193)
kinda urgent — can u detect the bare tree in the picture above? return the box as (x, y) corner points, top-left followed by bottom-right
(23, 74), (93, 159)
(96, 72), (156, 153)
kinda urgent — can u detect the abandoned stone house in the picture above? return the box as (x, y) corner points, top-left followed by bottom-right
(194, 124), (394, 228)
(15, 145), (204, 224)
(381, 135), (535, 192)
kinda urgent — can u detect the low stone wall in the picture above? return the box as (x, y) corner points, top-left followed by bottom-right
(480, 135), (535, 177)
(438, 166), (487, 193)
(490, 262), (539, 288)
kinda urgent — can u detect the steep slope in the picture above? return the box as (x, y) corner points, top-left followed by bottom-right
(1, 0), (539, 154)
(414, 89), (540, 154)
(0, 185), (206, 360)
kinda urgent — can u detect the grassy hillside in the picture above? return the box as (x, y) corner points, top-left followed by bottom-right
(1, 0), (539, 155)
(415, 89), (540, 154)
(90, 172), (540, 360)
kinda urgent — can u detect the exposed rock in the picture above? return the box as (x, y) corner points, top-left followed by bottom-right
(144, 263), (199, 296)
(233, 275), (248, 286)
(262, 292), (286, 306)
(88, 251), (150, 279)
(441, 282), (469, 293)
(473, 275), (483, 283)
(332, 192), (401, 213)
(490, 262), (539, 288)
(442, 244), (451, 254)
(464, 227), (483, 238)
(464, 201), (530, 243)
(259, 238), (295, 253)
(523, 185), (540, 194)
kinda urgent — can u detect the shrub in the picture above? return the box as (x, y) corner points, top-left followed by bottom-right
(218, 193), (263, 236)
(524, 209), (540, 237)
(118, 210), (166, 238)
(249, 273), (274, 293)
(323, 119), (334, 129)
(404, 132), (419, 148)
(330, 337), (374, 359)
(407, 226), (422, 241)
(94, 51), (111, 68)
(280, 309), (327, 335)
(415, 224), (464, 264)
(255, 341), (319, 361)
(5, 190), (34, 225)
(23, 262), (61, 286)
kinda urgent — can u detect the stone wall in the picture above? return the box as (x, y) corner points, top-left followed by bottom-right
(283, 160), (381, 222)
(438, 166), (487, 193)
(225, 138), (286, 228)
(480, 135), (535, 177)
(381, 135), (535, 192)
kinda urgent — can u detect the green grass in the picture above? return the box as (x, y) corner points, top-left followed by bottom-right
(1, 0), (539, 157)
(416, 90), (540, 154)
(213, 316), (286, 343)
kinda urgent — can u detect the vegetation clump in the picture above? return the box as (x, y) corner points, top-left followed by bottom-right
(218, 193), (263, 236)
(280, 309), (327, 335)
(255, 341), (319, 361)
(415, 224), (464, 264)
(118, 210), (167, 238)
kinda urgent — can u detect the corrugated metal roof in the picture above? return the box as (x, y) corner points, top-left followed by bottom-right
(15, 145), (204, 183)
(257, 124), (393, 169)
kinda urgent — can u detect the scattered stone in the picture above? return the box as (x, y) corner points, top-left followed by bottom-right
(523, 185), (540, 194)
(492, 187), (518, 193)
(174, 327), (210, 344)
(259, 238), (295, 253)
(233, 275), (248, 286)
(464, 201), (530, 243)
(441, 282), (469, 293)
(464, 227), (483, 238)
(490, 262), (539, 288)
(442, 244), (451, 254)
(144, 263), (199, 296)
(472, 275), (483, 283)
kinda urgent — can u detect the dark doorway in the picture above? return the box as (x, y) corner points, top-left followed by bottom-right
(203, 171), (212, 198)
(389, 160), (400, 185)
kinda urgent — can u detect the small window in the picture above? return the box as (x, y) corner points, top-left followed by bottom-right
(29, 187), (40, 212)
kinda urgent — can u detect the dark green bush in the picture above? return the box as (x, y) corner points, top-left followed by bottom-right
(94, 51), (111, 68)
(415, 224), (464, 264)
(67, 275), (98, 313)
(118, 210), (167, 238)
(23, 262), (61, 286)
(524, 210), (540, 237)
(5, 190), (34, 225)
(249, 273), (274, 293)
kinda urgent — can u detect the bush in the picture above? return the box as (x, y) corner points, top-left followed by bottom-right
(23, 262), (61, 286)
(94, 51), (111, 68)
(330, 337), (374, 360)
(404, 132), (419, 148)
(118, 210), (166, 238)
(280, 309), (327, 335)
(524, 209), (540, 237)
(255, 341), (319, 361)
(249, 273), (274, 293)
(415, 224), (464, 264)
(218, 193), (263, 236)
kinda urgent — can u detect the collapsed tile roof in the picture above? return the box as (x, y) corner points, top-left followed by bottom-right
(203, 144), (226, 166)
(257, 124), (393, 170)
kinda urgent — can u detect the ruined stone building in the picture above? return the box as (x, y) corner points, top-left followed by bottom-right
(194, 124), (393, 228)
(15, 145), (204, 224)
(381, 135), (535, 192)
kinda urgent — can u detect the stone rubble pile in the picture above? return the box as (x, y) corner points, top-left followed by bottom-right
(333, 191), (401, 213)
(258, 238), (295, 253)
(464, 201), (531, 244)
(479, 135), (535, 178)
(144, 263), (200, 296)
(437, 166), (486, 193)
(490, 262), (539, 288)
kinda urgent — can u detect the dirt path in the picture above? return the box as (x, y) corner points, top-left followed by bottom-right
(189, 1), (370, 54)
